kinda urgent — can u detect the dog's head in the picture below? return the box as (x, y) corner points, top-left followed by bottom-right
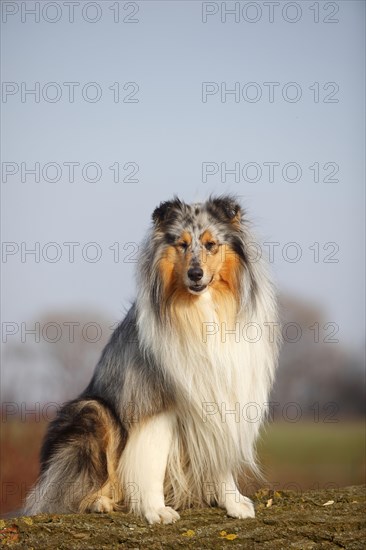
(151, 196), (247, 299)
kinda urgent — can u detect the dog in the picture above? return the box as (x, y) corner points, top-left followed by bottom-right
(24, 195), (280, 524)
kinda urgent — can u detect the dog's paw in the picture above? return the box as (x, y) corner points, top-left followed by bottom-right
(89, 496), (115, 513)
(144, 506), (180, 524)
(226, 496), (255, 519)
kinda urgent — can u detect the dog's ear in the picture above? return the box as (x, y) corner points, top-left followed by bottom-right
(208, 196), (242, 225)
(152, 197), (183, 226)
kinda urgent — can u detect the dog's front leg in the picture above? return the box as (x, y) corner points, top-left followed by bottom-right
(119, 411), (180, 524)
(217, 474), (255, 519)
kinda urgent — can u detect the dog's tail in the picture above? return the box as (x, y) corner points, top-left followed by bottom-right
(23, 398), (126, 515)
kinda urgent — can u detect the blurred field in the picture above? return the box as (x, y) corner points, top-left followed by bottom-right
(1, 419), (365, 516)
(257, 421), (365, 492)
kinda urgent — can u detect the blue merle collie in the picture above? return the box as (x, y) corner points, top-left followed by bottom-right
(25, 196), (280, 524)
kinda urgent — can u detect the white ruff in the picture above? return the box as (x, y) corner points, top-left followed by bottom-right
(137, 285), (278, 509)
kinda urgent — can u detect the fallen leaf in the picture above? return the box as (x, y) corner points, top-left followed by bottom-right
(0, 524), (20, 543)
(323, 500), (334, 506)
(22, 517), (33, 526)
(182, 529), (195, 537)
(219, 531), (238, 540)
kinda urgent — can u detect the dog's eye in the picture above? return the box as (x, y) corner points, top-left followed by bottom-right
(205, 241), (217, 251)
(178, 242), (189, 251)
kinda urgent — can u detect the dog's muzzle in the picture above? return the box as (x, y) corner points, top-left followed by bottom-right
(187, 268), (212, 294)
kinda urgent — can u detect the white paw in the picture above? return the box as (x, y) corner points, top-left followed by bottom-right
(89, 496), (115, 513)
(144, 506), (180, 524)
(226, 496), (255, 519)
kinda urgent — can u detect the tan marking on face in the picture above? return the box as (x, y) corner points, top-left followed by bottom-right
(200, 230), (214, 245)
(159, 245), (179, 296)
(212, 244), (241, 300)
(175, 231), (194, 278)
(198, 230), (220, 276)
(200, 230), (219, 253)
(159, 232), (194, 300)
(178, 231), (192, 246)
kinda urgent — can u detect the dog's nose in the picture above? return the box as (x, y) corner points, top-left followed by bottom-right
(188, 267), (203, 282)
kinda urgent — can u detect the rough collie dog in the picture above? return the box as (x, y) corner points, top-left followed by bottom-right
(25, 196), (280, 524)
